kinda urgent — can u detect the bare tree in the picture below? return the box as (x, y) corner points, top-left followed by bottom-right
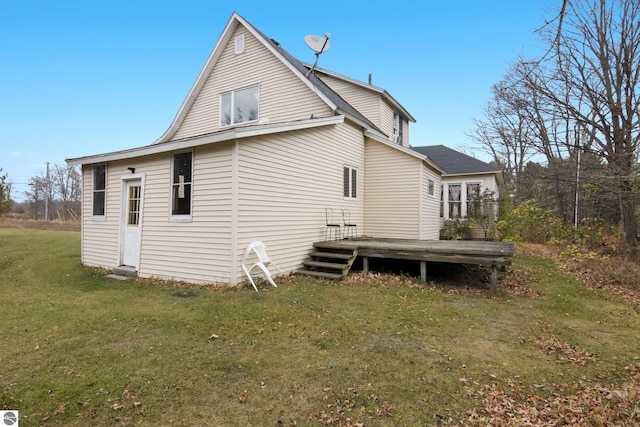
(50, 164), (81, 220)
(526, 0), (640, 247)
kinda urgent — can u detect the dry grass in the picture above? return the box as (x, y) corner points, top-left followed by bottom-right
(0, 214), (80, 232)
(1, 227), (640, 426)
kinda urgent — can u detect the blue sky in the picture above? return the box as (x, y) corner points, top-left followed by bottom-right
(1, 1), (558, 201)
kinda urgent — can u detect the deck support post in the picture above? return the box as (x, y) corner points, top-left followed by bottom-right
(420, 261), (427, 282)
(362, 256), (369, 273)
(491, 265), (497, 294)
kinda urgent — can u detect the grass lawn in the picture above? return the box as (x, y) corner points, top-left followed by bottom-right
(1, 228), (639, 426)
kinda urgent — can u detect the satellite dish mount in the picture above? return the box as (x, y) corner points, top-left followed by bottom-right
(304, 33), (331, 77)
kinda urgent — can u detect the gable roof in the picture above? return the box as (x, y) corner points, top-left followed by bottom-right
(312, 66), (416, 123)
(412, 145), (502, 179)
(154, 12), (387, 145)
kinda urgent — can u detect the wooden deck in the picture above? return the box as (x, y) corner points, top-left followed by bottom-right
(310, 238), (515, 293)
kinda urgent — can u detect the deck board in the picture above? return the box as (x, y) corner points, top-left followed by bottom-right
(313, 238), (515, 294)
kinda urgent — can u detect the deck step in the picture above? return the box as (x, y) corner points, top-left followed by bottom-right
(303, 260), (351, 272)
(309, 251), (354, 260)
(298, 244), (358, 280)
(296, 269), (345, 280)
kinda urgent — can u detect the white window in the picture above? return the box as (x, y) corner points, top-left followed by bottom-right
(428, 179), (435, 197)
(393, 112), (404, 145)
(466, 183), (481, 218)
(343, 166), (358, 199)
(234, 35), (245, 54)
(171, 152), (193, 216)
(448, 184), (462, 218)
(220, 85), (259, 127)
(92, 165), (106, 217)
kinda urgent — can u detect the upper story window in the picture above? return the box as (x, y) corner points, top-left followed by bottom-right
(393, 112), (404, 145)
(92, 164), (106, 216)
(171, 152), (193, 216)
(343, 165), (358, 199)
(220, 85), (259, 127)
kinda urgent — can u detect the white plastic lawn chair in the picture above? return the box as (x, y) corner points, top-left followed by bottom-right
(241, 241), (281, 292)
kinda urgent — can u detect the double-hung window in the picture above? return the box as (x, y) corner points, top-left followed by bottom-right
(92, 165), (106, 217)
(343, 166), (358, 199)
(466, 183), (481, 218)
(220, 85), (259, 126)
(171, 152), (193, 216)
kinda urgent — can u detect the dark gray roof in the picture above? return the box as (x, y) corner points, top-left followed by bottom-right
(412, 145), (500, 175)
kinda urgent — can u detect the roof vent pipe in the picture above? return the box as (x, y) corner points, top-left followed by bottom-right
(368, 73), (372, 85)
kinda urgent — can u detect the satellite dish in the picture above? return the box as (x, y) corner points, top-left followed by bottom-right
(304, 32), (331, 77)
(304, 33), (331, 54)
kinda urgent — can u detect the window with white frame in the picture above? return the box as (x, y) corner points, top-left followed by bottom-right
(92, 164), (106, 216)
(343, 165), (358, 199)
(448, 184), (462, 218)
(220, 85), (259, 126)
(171, 152), (193, 216)
(466, 183), (481, 218)
(393, 112), (404, 145)
(428, 179), (435, 197)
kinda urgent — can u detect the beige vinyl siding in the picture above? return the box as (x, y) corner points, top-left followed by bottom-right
(319, 74), (382, 125)
(136, 144), (235, 284)
(234, 122), (365, 280)
(173, 27), (332, 141)
(364, 141), (422, 238)
(80, 164), (120, 269)
(420, 164), (441, 240)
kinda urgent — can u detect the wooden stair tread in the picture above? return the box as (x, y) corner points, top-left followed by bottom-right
(296, 269), (344, 280)
(310, 251), (354, 260)
(303, 260), (349, 270)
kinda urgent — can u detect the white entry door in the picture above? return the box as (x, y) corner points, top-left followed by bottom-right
(121, 179), (142, 268)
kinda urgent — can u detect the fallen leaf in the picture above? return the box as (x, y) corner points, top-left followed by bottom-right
(238, 393), (246, 403)
(208, 333), (220, 340)
(133, 401), (142, 407)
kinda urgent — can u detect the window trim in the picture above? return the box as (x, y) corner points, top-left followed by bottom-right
(92, 164), (106, 219)
(343, 165), (358, 200)
(169, 151), (194, 221)
(220, 84), (260, 127)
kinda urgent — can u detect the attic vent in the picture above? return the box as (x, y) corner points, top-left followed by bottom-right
(235, 35), (245, 54)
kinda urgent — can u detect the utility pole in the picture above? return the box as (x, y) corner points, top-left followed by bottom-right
(45, 161), (49, 221)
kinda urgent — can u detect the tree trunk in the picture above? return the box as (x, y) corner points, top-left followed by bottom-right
(619, 177), (638, 248)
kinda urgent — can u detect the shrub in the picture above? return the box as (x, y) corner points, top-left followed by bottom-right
(497, 201), (574, 244)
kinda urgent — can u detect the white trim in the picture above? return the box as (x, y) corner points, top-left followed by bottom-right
(118, 173), (145, 270)
(66, 115), (344, 166)
(343, 164), (358, 200)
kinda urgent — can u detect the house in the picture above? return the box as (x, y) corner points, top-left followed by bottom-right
(412, 145), (502, 220)
(65, 12), (447, 286)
